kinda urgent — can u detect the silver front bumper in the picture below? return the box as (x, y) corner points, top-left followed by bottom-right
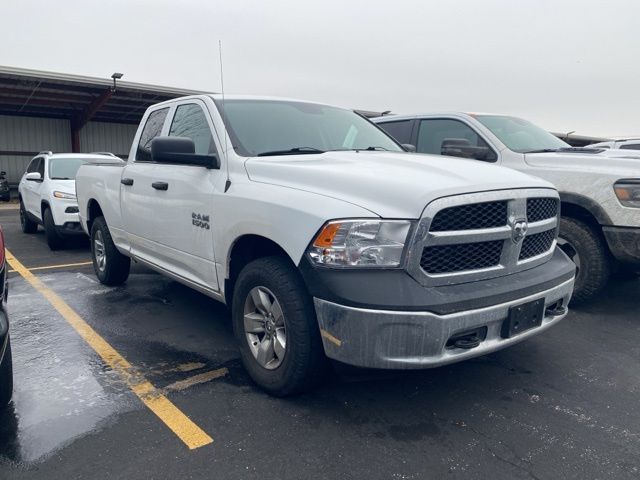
(314, 278), (574, 369)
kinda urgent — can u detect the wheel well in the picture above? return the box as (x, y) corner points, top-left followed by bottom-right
(40, 200), (50, 219)
(560, 201), (600, 228)
(225, 235), (292, 305)
(86, 199), (104, 233)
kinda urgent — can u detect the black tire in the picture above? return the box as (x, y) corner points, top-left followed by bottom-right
(232, 256), (328, 396)
(558, 217), (612, 303)
(0, 338), (13, 408)
(43, 207), (65, 250)
(90, 216), (130, 286)
(19, 199), (38, 234)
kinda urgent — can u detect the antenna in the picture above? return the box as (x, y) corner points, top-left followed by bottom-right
(219, 40), (231, 192)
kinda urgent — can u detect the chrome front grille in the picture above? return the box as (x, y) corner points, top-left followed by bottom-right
(407, 189), (559, 286)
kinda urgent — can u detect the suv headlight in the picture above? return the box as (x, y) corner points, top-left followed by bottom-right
(53, 191), (76, 200)
(308, 219), (413, 268)
(614, 180), (640, 208)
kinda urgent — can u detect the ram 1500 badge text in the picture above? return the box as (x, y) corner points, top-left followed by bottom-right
(75, 96), (575, 395)
(375, 113), (640, 302)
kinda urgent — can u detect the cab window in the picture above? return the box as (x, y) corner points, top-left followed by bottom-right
(136, 108), (169, 161)
(169, 104), (217, 155)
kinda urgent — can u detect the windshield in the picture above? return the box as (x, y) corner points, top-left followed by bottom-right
(215, 99), (403, 157)
(474, 115), (569, 153)
(48, 158), (88, 180)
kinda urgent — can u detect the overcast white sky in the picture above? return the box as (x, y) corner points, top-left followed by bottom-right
(2, 0), (639, 136)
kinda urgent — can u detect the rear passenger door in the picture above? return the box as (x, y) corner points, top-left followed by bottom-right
(121, 107), (170, 261)
(148, 100), (222, 290)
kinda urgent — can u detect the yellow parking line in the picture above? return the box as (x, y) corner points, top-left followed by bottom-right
(8, 260), (93, 273)
(5, 249), (213, 450)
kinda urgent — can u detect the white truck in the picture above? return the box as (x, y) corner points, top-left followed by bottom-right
(75, 95), (575, 395)
(374, 113), (640, 302)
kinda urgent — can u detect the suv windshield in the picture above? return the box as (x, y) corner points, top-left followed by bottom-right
(475, 115), (569, 153)
(49, 158), (88, 180)
(215, 99), (403, 157)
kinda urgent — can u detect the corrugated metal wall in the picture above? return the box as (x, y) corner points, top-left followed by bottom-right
(0, 115), (137, 185)
(0, 115), (71, 184)
(79, 122), (137, 157)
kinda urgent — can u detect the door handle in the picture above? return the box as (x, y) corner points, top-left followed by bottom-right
(152, 181), (169, 191)
(121, 178), (134, 186)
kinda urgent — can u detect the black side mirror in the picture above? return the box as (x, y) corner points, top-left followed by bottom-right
(441, 138), (495, 162)
(151, 137), (220, 169)
(402, 144), (416, 152)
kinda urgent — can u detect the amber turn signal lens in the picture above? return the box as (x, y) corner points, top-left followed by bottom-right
(313, 223), (341, 248)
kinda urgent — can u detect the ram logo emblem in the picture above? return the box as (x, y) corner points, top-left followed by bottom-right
(511, 219), (528, 243)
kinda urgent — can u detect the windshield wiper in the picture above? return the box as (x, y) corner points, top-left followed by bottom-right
(257, 147), (325, 157)
(51, 177), (72, 180)
(523, 148), (559, 153)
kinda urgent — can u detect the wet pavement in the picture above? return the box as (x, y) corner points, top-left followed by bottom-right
(0, 208), (639, 479)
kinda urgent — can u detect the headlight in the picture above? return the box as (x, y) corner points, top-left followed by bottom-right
(614, 180), (640, 208)
(308, 219), (412, 268)
(53, 191), (76, 200)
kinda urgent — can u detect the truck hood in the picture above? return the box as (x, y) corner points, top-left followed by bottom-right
(245, 151), (552, 218)
(524, 150), (640, 177)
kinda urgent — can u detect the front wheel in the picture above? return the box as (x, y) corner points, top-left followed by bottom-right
(19, 200), (38, 234)
(558, 217), (612, 303)
(43, 208), (65, 250)
(232, 256), (327, 396)
(91, 216), (130, 286)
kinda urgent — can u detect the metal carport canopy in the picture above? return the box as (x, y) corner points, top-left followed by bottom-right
(0, 65), (208, 152)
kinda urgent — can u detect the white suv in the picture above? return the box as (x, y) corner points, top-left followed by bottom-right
(18, 152), (121, 250)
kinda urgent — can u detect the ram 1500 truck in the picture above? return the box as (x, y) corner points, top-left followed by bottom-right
(374, 113), (640, 302)
(75, 95), (575, 395)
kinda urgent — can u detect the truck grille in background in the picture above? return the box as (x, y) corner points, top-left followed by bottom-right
(413, 191), (560, 283)
(526, 198), (558, 223)
(430, 201), (507, 231)
(519, 229), (556, 260)
(421, 240), (503, 274)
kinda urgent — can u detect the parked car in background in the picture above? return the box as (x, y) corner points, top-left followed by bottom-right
(18, 152), (122, 250)
(374, 112), (640, 302)
(0, 224), (12, 407)
(586, 138), (640, 151)
(76, 95), (575, 395)
(0, 171), (9, 201)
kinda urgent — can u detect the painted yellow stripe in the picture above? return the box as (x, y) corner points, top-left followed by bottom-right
(5, 249), (213, 450)
(8, 260), (93, 273)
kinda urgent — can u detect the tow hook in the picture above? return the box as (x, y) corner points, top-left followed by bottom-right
(447, 326), (487, 350)
(545, 301), (567, 317)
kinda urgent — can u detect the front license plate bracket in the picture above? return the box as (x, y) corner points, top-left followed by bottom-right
(501, 298), (545, 338)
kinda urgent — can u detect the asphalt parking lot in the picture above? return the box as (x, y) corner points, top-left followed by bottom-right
(0, 207), (639, 480)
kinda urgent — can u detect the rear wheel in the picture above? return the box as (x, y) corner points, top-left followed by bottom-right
(232, 256), (327, 396)
(19, 200), (38, 234)
(91, 216), (130, 286)
(558, 217), (612, 303)
(43, 208), (65, 250)
(0, 339), (13, 407)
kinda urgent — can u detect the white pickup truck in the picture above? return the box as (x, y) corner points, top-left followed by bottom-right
(374, 113), (640, 302)
(75, 95), (575, 395)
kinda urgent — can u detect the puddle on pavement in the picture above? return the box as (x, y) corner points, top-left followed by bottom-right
(0, 271), (240, 465)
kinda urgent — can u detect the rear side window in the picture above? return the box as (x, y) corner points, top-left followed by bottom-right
(620, 143), (640, 150)
(377, 120), (413, 144)
(136, 108), (169, 161)
(169, 104), (217, 155)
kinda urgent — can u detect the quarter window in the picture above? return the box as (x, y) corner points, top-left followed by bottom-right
(377, 120), (413, 145)
(136, 108), (169, 161)
(169, 104), (216, 155)
(417, 119), (496, 162)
